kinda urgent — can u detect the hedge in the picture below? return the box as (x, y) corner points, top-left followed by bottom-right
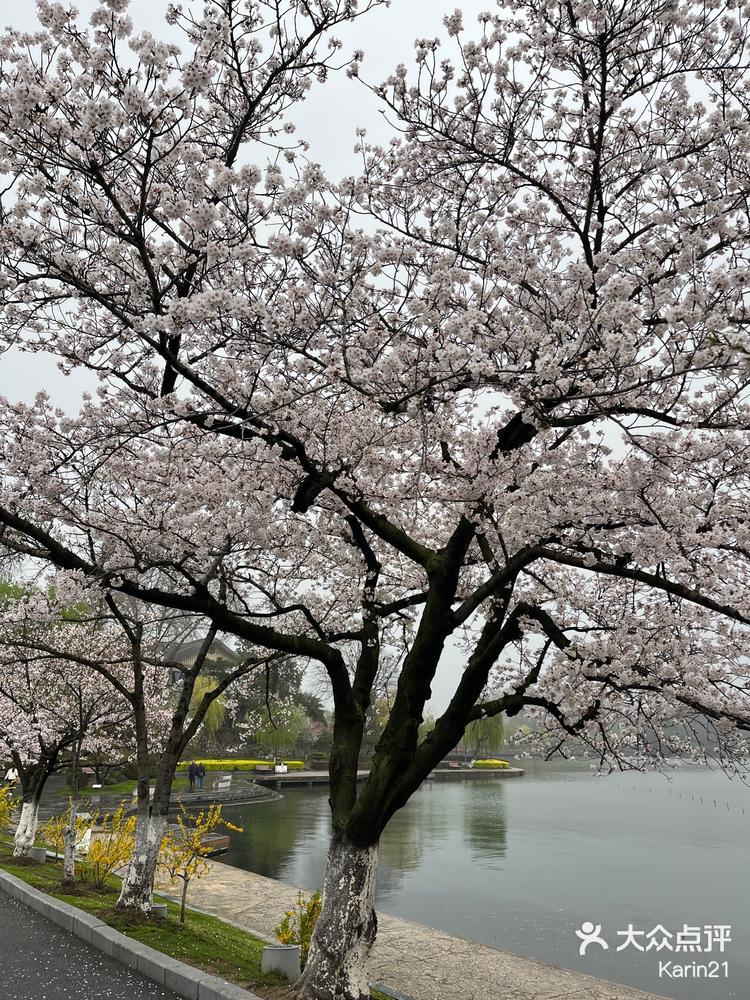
(177, 758), (305, 772)
(472, 758), (511, 769)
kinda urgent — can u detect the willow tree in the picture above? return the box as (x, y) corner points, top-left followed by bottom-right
(1, 3), (750, 999)
(464, 715), (505, 758)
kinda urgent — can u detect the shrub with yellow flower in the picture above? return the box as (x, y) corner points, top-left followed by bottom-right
(274, 889), (323, 967)
(40, 800), (96, 859)
(83, 802), (136, 888)
(159, 801), (243, 923)
(0, 784), (13, 834)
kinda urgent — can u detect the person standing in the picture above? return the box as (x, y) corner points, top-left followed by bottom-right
(4, 765), (19, 787)
(196, 762), (205, 790)
(187, 761), (197, 792)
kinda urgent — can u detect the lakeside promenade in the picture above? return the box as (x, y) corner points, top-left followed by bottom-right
(156, 859), (669, 1000)
(252, 766), (525, 788)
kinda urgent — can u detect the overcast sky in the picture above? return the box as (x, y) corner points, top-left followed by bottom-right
(7, 0), (494, 172)
(2, 0), (497, 714)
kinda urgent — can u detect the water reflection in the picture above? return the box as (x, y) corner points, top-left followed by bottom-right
(377, 790), (426, 877)
(221, 792), (328, 887)
(461, 780), (508, 867)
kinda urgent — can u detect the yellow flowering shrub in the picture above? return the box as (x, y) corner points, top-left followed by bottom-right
(0, 785), (13, 833)
(472, 758), (510, 769)
(159, 801), (243, 922)
(274, 889), (323, 967)
(39, 801), (97, 857)
(82, 803), (136, 888)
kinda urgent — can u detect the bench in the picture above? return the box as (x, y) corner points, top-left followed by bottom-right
(131, 786), (156, 798)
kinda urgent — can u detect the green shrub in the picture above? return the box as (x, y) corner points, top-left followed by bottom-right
(472, 758), (510, 769)
(177, 758), (305, 772)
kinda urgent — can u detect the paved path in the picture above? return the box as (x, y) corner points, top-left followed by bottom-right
(37, 776), (277, 825)
(0, 893), (183, 1000)
(157, 860), (669, 1000)
(253, 767), (525, 788)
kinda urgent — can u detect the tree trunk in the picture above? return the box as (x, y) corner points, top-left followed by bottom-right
(297, 832), (378, 1000)
(61, 798), (78, 886)
(13, 799), (40, 857)
(117, 678), (172, 913)
(116, 644), (222, 913)
(117, 749), (178, 912)
(117, 809), (168, 912)
(62, 744), (81, 886)
(180, 876), (189, 923)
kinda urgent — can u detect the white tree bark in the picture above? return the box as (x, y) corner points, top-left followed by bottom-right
(297, 833), (378, 1000)
(62, 799), (77, 884)
(13, 800), (40, 857)
(117, 812), (167, 912)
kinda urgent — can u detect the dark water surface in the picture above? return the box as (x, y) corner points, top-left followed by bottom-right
(219, 762), (750, 1000)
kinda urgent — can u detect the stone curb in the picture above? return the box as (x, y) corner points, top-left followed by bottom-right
(0, 868), (265, 1000)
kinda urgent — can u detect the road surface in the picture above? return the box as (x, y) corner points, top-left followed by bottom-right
(0, 893), (183, 1000)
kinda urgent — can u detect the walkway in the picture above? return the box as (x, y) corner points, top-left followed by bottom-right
(156, 860), (669, 1000)
(0, 893), (182, 1000)
(253, 767), (525, 788)
(38, 775), (277, 821)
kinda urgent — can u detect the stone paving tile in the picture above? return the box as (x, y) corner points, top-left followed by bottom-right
(156, 862), (670, 1000)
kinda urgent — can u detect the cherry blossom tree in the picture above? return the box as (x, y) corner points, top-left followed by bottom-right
(98, 598), (281, 913)
(0, 593), (129, 858)
(1, 2), (750, 998)
(0, 580), (280, 910)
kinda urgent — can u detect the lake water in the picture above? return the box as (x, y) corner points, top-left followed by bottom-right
(219, 762), (750, 1000)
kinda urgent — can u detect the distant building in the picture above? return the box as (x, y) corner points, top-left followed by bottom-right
(158, 637), (240, 685)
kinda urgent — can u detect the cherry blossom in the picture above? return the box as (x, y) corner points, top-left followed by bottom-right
(0, 2), (749, 996)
